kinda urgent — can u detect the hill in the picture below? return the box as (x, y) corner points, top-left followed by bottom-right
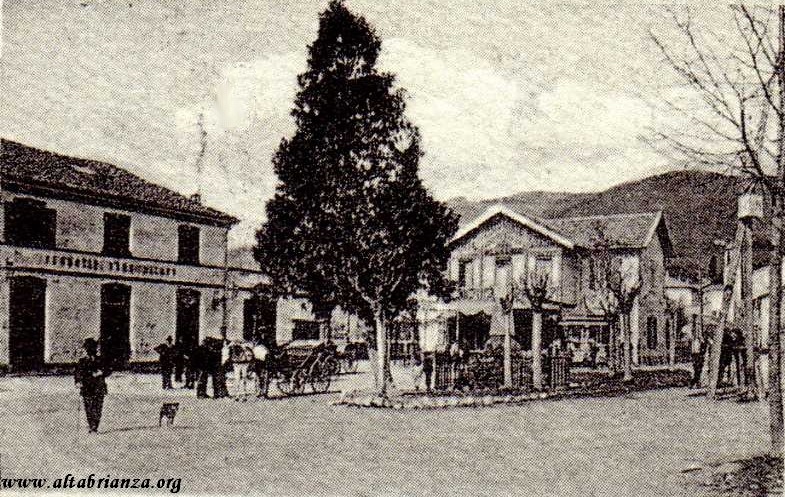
(447, 170), (741, 279)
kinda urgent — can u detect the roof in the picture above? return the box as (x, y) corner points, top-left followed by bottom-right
(544, 211), (672, 253)
(452, 203), (672, 254)
(451, 205), (576, 249)
(1, 139), (238, 227)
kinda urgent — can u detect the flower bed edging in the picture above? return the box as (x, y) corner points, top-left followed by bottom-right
(332, 389), (553, 410)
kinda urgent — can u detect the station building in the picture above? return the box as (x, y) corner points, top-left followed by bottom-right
(0, 139), (270, 372)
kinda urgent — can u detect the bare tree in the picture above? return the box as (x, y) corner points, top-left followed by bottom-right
(650, 5), (783, 455)
(591, 229), (642, 382)
(519, 270), (552, 390)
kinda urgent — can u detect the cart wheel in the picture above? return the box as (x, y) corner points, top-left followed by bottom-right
(309, 362), (331, 393)
(276, 373), (293, 396)
(342, 357), (358, 373)
(291, 369), (306, 395)
(324, 357), (340, 376)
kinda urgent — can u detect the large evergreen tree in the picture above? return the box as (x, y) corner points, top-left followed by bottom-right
(255, 0), (458, 395)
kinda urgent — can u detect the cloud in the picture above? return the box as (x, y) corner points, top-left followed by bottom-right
(378, 38), (661, 199)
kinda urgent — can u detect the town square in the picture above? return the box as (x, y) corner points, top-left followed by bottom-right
(1, 1), (784, 496)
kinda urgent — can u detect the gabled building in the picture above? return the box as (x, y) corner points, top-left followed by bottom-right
(418, 205), (673, 365)
(0, 139), (266, 372)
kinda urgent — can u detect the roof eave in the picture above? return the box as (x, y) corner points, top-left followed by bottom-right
(451, 205), (575, 249)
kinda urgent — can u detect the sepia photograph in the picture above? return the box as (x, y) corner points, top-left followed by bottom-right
(0, 1), (783, 495)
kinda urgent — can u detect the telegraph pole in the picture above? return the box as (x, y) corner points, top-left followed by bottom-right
(768, 4), (785, 455)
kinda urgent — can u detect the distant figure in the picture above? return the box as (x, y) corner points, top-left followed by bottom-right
(154, 336), (174, 390)
(719, 329), (735, 387)
(182, 339), (195, 389)
(421, 351), (434, 392)
(411, 353), (425, 391)
(252, 340), (270, 398)
(228, 340), (255, 401)
(213, 338), (229, 398)
(193, 340), (210, 398)
(690, 331), (705, 388)
(173, 336), (185, 384)
(74, 338), (109, 434)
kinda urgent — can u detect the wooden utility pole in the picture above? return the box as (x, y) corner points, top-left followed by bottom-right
(708, 226), (744, 398)
(741, 217), (757, 400)
(769, 4), (785, 455)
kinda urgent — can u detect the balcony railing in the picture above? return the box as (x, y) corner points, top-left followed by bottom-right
(0, 244), (225, 285)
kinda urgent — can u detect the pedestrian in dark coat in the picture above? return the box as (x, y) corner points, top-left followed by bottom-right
(173, 336), (185, 384)
(193, 341), (210, 398)
(74, 338), (109, 434)
(182, 340), (195, 389)
(154, 336), (174, 390)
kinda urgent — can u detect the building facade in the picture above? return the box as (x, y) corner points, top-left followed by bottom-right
(0, 140), (267, 372)
(418, 205), (673, 365)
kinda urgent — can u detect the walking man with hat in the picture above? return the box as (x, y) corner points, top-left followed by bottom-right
(74, 338), (109, 433)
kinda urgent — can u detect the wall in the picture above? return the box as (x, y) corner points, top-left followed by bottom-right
(636, 231), (668, 362)
(276, 298), (313, 344)
(449, 215), (572, 302)
(45, 275), (101, 364)
(0, 191), (228, 265)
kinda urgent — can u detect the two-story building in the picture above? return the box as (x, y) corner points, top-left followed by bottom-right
(0, 139), (267, 372)
(417, 205), (673, 365)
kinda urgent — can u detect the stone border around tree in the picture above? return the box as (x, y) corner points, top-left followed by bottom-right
(333, 389), (554, 410)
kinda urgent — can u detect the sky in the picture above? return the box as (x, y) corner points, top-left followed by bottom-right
(0, 1), (739, 246)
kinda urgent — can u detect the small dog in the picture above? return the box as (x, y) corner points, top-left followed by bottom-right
(159, 402), (179, 426)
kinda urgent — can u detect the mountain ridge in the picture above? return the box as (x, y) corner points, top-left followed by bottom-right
(446, 169), (740, 279)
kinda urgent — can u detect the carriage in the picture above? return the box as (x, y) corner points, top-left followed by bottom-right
(269, 339), (340, 396)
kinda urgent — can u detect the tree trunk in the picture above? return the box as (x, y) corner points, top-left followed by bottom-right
(531, 310), (543, 390)
(622, 313), (633, 382)
(374, 312), (389, 397)
(503, 311), (512, 389)
(668, 316), (677, 371)
(741, 221), (758, 400)
(768, 217), (784, 456)
(771, 3), (785, 457)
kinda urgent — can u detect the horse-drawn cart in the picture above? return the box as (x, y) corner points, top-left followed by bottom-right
(271, 340), (339, 396)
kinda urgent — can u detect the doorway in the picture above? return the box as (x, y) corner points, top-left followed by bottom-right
(100, 283), (131, 368)
(176, 289), (200, 352)
(9, 276), (47, 372)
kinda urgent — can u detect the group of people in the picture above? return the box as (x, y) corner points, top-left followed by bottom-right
(154, 335), (270, 401)
(690, 327), (749, 389)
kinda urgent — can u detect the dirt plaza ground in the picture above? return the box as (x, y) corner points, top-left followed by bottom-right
(0, 364), (772, 496)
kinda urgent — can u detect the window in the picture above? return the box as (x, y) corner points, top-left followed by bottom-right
(292, 319), (320, 341)
(646, 316), (658, 349)
(4, 198), (56, 249)
(588, 258), (597, 290)
(458, 260), (469, 288)
(103, 213), (131, 257)
(178, 225), (200, 265)
(534, 256), (553, 282)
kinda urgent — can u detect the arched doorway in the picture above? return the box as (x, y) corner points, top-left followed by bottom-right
(100, 283), (131, 368)
(9, 276), (47, 372)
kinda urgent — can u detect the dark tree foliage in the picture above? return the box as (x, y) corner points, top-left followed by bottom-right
(254, 1), (458, 391)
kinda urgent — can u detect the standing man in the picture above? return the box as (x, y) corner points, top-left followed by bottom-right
(690, 328), (705, 388)
(172, 336), (185, 385)
(154, 336), (174, 390)
(74, 338), (109, 434)
(252, 338), (270, 398)
(422, 351), (434, 393)
(228, 340), (255, 401)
